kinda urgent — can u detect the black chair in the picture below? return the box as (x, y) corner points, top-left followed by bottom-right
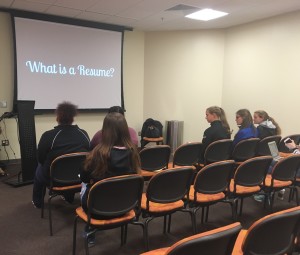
(187, 160), (236, 233)
(139, 145), (171, 180)
(140, 222), (242, 255)
(232, 206), (300, 255)
(41, 152), (88, 236)
(278, 134), (300, 153)
(141, 167), (195, 250)
(171, 142), (203, 168)
(228, 156), (273, 219)
(231, 138), (260, 164)
(72, 175), (144, 255)
(201, 139), (233, 166)
(256, 135), (282, 156)
(262, 154), (300, 210)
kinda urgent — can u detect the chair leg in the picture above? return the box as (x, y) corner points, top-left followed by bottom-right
(41, 186), (46, 218)
(48, 195), (53, 236)
(72, 216), (79, 255)
(201, 207), (205, 224)
(163, 215), (167, 233)
(167, 214), (172, 233)
(131, 221), (148, 250)
(144, 217), (154, 251)
(205, 206), (209, 222)
(239, 198), (244, 217)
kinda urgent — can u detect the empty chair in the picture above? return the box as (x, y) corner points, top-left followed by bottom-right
(171, 142), (203, 168)
(140, 222), (242, 255)
(200, 139), (233, 166)
(139, 145), (171, 179)
(278, 134), (300, 153)
(232, 206), (300, 255)
(262, 154), (300, 210)
(72, 175), (144, 255)
(228, 156), (273, 219)
(141, 167), (195, 250)
(41, 152), (88, 236)
(256, 135), (282, 156)
(187, 160), (236, 233)
(231, 138), (260, 164)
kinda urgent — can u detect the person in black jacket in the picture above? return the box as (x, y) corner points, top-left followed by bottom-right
(200, 106), (231, 162)
(32, 102), (90, 208)
(80, 112), (141, 214)
(253, 110), (281, 139)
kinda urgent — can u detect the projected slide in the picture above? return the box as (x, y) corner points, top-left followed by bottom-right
(14, 17), (123, 110)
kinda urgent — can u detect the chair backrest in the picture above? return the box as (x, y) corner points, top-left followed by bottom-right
(166, 222), (242, 255)
(256, 135), (282, 156)
(193, 160), (235, 194)
(278, 134), (300, 153)
(50, 152), (88, 187)
(242, 206), (300, 255)
(231, 138), (260, 162)
(139, 145), (171, 171)
(233, 156), (273, 188)
(271, 154), (300, 182)
(146, 167), (194, 204)
(172, 142), (203, 167)
(204, 139), (233, 165)
(87, 174), (144, 218)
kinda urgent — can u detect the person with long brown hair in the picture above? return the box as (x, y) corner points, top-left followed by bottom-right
(80, 112), (141, 213)
(253, 110), (281, 139)
(233, 109), (257, 147)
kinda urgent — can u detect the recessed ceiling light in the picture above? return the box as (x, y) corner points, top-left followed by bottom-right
(185, 8), (228, 21)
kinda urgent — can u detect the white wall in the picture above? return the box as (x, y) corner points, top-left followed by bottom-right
(144, 30), (225, 142)
(223, 11), (300, 137)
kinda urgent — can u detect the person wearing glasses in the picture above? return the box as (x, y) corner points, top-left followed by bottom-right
(233, 109), (257, 147)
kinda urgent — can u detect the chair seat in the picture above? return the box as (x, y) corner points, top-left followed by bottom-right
(76, 207), (136, 226)
(188, 185), (225, 203)
(264, 175), (293, 188)
(141, 193), (184, 213)
(52, 184), (81, 191)
(229, 180), (261, 194)
(143, 137), (163, 143)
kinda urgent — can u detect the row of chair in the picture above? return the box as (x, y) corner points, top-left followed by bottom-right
(71, 154), (300, 254)
(140, 206), (300, 255)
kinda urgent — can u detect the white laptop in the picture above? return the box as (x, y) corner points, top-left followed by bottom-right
(268, 141), (282, 161)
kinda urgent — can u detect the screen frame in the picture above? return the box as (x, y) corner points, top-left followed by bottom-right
(2, 8), (131, 114)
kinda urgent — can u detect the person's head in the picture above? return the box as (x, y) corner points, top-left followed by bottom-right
(101, 112), (131, 147)
(206, 106), (231, 134)
(253, 110), (281, 134)
(235, 109), (253, 128)
(253, 110), (269, 124)
(108, 106), (125, 116)
(85, 112), (140, 178)
(55, 101), (77, 125)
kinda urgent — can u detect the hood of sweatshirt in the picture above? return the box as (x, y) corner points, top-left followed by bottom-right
(259, 120), (276, 129)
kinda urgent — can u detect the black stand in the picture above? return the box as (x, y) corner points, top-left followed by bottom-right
(5, 100), (38, 187)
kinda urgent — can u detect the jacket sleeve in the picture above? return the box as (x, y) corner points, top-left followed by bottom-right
(37, 132), (51, 164)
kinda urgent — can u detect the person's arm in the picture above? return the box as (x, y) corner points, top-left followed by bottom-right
(285, 139), (300, 153)
(90, 130), (102, 150)
(37, 132), (51, 164)
(129, 127), (139, 146)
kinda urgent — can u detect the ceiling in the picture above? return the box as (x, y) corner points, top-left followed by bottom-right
(1, 0), (300, 31)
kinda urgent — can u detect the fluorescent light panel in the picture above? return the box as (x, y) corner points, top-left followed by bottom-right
(186, 8), (228, 21)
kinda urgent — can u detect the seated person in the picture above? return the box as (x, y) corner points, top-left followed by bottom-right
(200, 106), (231, 162)
(90, 106), (138, 149)
(233, 109), (257, 147)
(32, 101), (90, 208)
(80, 112), (141, 214)
(253, 110), (281, 139)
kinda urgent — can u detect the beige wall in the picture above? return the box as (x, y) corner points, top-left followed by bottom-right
(1, 10), (300, 160)
(223, 11), (300, 136)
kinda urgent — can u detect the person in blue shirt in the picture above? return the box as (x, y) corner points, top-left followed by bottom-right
(233, 109), (257, 147)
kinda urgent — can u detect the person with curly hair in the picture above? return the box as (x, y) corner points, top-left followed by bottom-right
(32, 101), (90, 208)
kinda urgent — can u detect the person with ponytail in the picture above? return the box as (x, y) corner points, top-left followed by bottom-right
(202, 106), (231, 153)
(233, 109), (257, 147)
(253, 110), (281, 139)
